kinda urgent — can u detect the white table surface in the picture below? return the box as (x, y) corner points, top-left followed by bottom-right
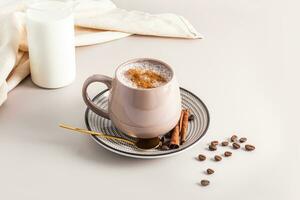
(0, 0), (298, 199)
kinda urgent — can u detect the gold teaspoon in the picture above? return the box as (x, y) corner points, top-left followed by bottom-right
(59, 123), (135, 145)
(59, 123), (161, 150)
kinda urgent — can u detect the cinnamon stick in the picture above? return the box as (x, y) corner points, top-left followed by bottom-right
(169, 124), (180, 149)
(179, 110), (184, 132)
(180, 109), (189, 144)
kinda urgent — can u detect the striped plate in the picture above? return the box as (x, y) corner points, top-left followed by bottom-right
(85, 88), (210, 159)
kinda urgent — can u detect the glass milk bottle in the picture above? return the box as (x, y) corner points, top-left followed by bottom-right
(26, 0), (76, 88)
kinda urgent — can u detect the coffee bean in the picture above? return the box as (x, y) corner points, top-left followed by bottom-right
(161, 145), (169, 150)
(239, 137), (247, 143)
(245, 144), (255, 151)
(221, 141), (229, 146)
(209, 144), (217, 151)
(160, 137), (165, 143)
(188, 114), (195, 121)
(224, 151), (232, 157)
(210, 141), (219, 146)
(231, 135), (238, 142)
(198, 154), (206, 161)
(232, 142), (240, 149)
(200, 179), (210, 186)
(214, 155), (222, 161)
(206, 168), (214, 175)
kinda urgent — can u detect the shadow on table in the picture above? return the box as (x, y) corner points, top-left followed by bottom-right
(76, 136), (165, 167)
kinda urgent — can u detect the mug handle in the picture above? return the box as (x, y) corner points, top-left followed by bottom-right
(82, 74), (112, 119)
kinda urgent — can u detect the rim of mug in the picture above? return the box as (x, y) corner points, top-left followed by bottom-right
(115, 58), (175, 91)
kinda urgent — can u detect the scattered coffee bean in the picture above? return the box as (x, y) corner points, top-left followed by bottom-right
(214, 155), (222, 161)
(200, 179), (210, 186)
(206, 168), (214, 175)
(231, 135), (238, 142)
(232, 142), (240, 149)
(188, 114), (195, 121)
(245, 144), (255, 151)
(161, 144), (169, 150)
(195, 137), (254, 188)
(221, 141), (229, 146)
(198, 154), (206, 161)
(209, 144), (217, 151)
(239, 137), (247, 143)
(224, 151), (232, 157)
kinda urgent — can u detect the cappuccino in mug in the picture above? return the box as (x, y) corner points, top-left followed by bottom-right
(82, 58), (182, 138)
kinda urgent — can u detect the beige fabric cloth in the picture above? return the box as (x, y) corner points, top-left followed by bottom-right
(0, 0), (201, 106)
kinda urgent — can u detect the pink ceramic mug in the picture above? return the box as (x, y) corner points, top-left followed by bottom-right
(82, 58), (182, 138)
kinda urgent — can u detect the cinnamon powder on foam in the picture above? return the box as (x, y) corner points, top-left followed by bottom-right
(125, 68), (167, 89)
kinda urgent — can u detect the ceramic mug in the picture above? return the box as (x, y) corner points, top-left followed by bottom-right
(82, 58), (182, 138)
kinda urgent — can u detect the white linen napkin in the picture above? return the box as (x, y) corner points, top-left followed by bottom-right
(0, 0), (201, 106)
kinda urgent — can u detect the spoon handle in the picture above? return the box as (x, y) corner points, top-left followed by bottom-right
(59, 123), (135, 145)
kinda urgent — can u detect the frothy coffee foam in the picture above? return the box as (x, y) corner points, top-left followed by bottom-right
(117, 61), (172, 89)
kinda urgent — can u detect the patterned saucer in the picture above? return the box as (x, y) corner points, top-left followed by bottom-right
(85, 88), (210, 159)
